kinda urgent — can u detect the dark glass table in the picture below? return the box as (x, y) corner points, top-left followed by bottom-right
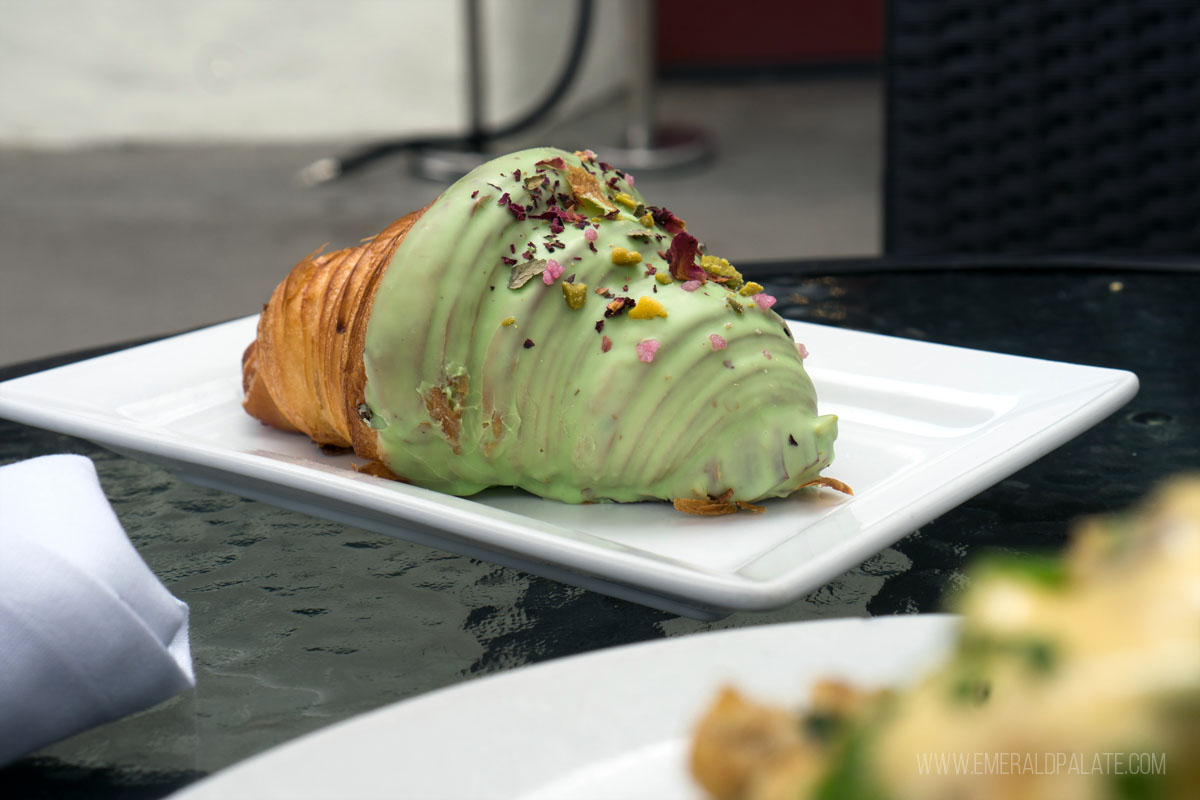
(1, 262), (1196, 799)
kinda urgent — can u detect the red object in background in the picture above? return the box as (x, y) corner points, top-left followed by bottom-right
(656, 0), (884, 68)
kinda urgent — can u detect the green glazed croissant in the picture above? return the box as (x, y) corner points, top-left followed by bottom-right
(242, 147), (842, 509)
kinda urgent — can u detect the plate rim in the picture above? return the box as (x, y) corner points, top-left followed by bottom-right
(165, 613), (960, 800)
(0, 316), (1138, 616)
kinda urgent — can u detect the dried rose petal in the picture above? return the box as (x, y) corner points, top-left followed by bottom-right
(604, 297), (634, 318)
(649, 206), (687, 234)
(532, 205), (583, 233)
(664, 231), (705, 283)
(496, 192), (527, 221)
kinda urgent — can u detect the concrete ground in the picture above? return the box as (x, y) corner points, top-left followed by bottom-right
(0, 77), (881, 367)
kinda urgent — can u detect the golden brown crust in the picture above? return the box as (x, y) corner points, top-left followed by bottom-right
(796, 477), (854, 496)
(241, 207), (429, 469)
(241, 339), (299, 433)
(671, 482), (848, 516)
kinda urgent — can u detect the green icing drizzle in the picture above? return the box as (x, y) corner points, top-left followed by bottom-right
(362, 147), (838, 502)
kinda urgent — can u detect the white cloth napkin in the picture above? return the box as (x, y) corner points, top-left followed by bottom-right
(0, 454), (194, 766)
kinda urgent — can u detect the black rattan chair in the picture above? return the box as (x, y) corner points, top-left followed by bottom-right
(885, 0), (1200, 258)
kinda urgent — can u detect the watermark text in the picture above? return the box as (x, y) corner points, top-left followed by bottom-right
(916, 751), (1166, 776)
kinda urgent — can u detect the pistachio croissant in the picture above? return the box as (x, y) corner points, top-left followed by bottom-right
(242, 148), (841, 507)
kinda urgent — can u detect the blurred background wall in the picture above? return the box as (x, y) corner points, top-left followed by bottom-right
(0, 0), (631, 146)
(0, 0), (882, 146)
(0, 0), (882, 366)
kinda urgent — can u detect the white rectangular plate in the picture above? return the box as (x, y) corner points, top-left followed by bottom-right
(0, 317), (1137, 618)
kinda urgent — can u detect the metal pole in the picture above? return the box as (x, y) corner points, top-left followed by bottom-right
(605, 0), (711, 171)
(412, 0), (494, 180)
(465, 0), (486, 153)
(624, 0), (655, 152)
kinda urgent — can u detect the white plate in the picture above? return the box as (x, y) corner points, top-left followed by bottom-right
(0, 316), (1136, 618)
(168, 614), (958, 800)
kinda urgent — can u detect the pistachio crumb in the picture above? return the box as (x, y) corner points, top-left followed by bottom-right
(562, 282), (588, 310)
(639, 212), (655, 228)
(500, 316), (516, 327)
(613, 192), (639, 210)
(610, 247), (643, 266)
(655, 272), (673, 285)
(628, 296), (668, 320)
(700, 254), (744, 290)
(739, 281), (764, 297)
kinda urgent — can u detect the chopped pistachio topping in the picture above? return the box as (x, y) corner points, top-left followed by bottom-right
(700, 254), (744, 290)
(655, 272), (674, 285)
(611, 247), (643, 266)
(508, 258), (548, 289)
(738, 281), (764, 296)
(614, 192), (639, 210)
(501, 316), (516, 327)
(639, 212), (655, 228)
(567, 165), (616, 213)
(562, 282), (588, 310)
(628, 296), (668, 320)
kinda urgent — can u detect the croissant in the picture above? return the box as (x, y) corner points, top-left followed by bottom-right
(242, 148), (841, 507)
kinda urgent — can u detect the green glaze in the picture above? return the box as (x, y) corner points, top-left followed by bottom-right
(363, 147), (838, 503)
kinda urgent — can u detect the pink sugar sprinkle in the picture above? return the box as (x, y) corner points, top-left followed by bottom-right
(583, 227), (598, 242)
(681, 280), (702, 292)
(753, 293), (777, 310)
(763, 349), (773, 359)
(542, 259), (564, 285)
(709, 334), (727, 351)
(582, 149), (598, 160)
(636, 338), (661, 363)
(796, 342), (810, 359)
(626, 173), (635, 187)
